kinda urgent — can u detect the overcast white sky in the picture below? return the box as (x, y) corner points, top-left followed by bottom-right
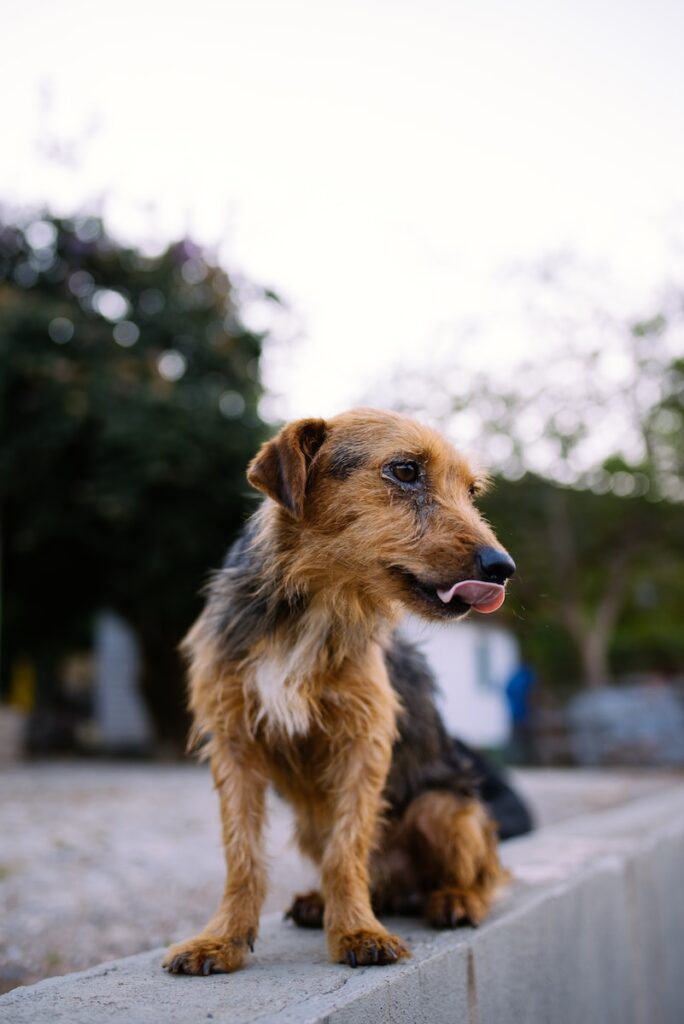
(2, 0), (684, 420)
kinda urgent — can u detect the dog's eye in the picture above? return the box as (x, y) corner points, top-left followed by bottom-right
(391, 461), (420, 484)
(468, 483), (477, 498)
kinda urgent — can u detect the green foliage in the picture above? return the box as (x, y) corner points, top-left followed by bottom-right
(481, 473), (684, 690)
(389, 271), (684, 691)
(0, 213), (273, 743)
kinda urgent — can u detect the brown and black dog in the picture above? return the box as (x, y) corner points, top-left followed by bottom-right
(163, 408), (528, 976)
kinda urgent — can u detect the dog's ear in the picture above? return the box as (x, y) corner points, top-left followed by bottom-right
(247, 418), (328, 518)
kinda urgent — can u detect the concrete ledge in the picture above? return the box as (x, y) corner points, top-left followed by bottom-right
(2, 785), (684, 1024)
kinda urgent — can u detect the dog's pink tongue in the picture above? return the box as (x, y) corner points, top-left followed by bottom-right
(437, 580), (506, 613)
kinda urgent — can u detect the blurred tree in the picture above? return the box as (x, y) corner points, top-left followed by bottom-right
(390, 275), (684, 690)
(480, 474), (683, 689)
(0, 211), (274, 748)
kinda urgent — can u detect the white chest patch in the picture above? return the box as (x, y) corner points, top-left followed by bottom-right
(249, 607), (329, 739)
(252, 654), (312, 738)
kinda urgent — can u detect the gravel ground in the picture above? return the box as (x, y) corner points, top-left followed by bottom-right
(0, 762), (679, 993)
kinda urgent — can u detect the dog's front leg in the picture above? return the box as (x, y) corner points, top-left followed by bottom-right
(163, 741), (267, 975)
(321, 734), (410, 967)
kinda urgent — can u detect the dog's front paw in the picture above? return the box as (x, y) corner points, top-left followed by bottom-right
(163, 934), (252, 976)
(331, 928), (410, 967)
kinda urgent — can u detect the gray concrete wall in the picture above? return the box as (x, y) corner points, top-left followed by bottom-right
(2, 785), (683, 1024)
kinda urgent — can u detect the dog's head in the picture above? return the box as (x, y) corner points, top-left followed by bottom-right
(247, 409), (514, 620)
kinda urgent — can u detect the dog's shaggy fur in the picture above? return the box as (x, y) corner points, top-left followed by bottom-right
(163, 409), (526, 975)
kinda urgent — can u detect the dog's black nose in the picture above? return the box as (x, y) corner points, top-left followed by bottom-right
(476, 546), (516, 584)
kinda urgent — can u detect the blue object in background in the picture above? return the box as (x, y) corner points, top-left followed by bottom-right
(506, 664), (536, 725)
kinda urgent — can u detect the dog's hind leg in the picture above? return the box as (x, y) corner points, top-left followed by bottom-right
(395, 790), (506, 928)
(285, 890), (325, 928)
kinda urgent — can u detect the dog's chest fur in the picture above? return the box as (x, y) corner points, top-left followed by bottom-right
(251, 653), (312, 738)
(248, 606), (331, 738)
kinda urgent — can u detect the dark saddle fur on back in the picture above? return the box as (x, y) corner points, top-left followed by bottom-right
(384, 635), (533, 840)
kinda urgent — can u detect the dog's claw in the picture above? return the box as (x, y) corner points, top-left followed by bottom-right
(339, 931), (407, 968)
(247, 935), (255, 953)
(201, 959), (213, 976)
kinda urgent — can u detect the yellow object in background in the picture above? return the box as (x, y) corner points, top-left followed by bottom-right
(9, 658), (35, 712)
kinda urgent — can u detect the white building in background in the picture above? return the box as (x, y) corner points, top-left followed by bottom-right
(402, 617), (520, 749)
(91, 611), (518, 753)
(94, 611), (153, 751)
